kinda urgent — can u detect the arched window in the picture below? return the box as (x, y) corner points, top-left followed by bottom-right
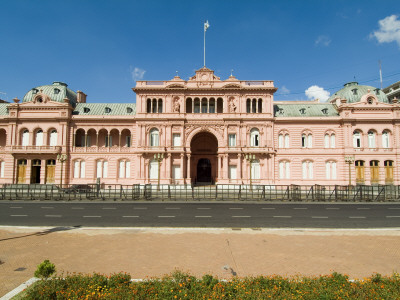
(74, 160), (85, 179)
(209, 98), (215, 113)
(301, 133), (312, 148)
(353, 130), (361, 148)
(250, 128), (260, 147)
(330, 134), (336, 148)
(302, 161), (313, 179)
(324, 133), (336, 148)
(49, 130), (57, 146)
(382, 131), (390, 148)
(186, 98), (192, 113)
(201, 98), (207, 113)
(119, 160), (131, 178)
(246, 99), (251, 113)
(22, 130), (29, 146)
(258, 99), (262, 113)
(146, 99), (151, 113)
(278, 134), (284, 148)
(194, 98), (200, 113)
(150, 128), (159, 147)
(368, 131), (376, 148)
(325, 161), (337, 180)
(279, 161), (290, 179)
(252, 99), (257, 113)
(35, 129), (43, 146)
(96, 160), (108, 178)
(158, 99), (163, 113)
(152, 99), (157, 113)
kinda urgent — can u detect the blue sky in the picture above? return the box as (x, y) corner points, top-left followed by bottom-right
(0, 0), (399, 103)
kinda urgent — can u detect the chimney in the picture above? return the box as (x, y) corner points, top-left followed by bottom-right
(77, 91), (87, 103)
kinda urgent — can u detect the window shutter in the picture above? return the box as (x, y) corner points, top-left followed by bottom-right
(97, 161), (102, 178)
(308, 135), (312, 148)
(325, 162), (331, 179)
(278, 134), (283, 148)
(74, 161), (80, 178)
(330, 134), (335, 148)
(81, 161), (85, 178)
(285, 162), (290, 179)
(126, 161), (131, 178)
(103, 161), (108, 178)
(119, 160), (125, 178)
(332, 162), (337, 179)
(324, 134), (329, 148)
(279, 162), (284, 179)
(0, 161), (4, 178)
(285, 134), (290, 148)
(309, 162), (313, 179)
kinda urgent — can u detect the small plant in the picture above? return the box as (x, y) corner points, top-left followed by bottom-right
(34, 259), (55, 279)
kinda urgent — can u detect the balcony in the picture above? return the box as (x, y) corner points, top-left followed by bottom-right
(10, 145), (61, 154)
(72, 146), (133, 153)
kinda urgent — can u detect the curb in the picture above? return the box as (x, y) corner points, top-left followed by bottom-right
(0, 277), (39, 300)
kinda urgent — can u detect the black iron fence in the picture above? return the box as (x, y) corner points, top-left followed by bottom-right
(0, 183), (400, 202)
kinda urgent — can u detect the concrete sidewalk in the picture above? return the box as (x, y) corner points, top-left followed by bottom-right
(1, 226), (400, 297)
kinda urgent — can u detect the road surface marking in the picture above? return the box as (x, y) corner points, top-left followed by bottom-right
(195, 216), (212, 218)
(10, 207), (23, 209)
(312, 216), (328, 219)
(232, 216), (251, 218)
(196, 208), (211, 210)
(357, 208), (370, 210)
(386, 216), (400, 218)
(102, 207), (116, 210)
(41, 207), (54, 209)
(293, 208), (308, 210)
(273, 216), (291, 218)
(10, 215), (27, 217)
(45, 215), (62, 218)
(83, 216), (101, 218)
(229, 208), (243, 210)
(71, 207), (84, 210)
(122, 216), (139, 218)
(158, 216), (175, 218)
(261, 208), (275, 210)
(388, 208), (400, 210)
(326, 208), (340, 210)
(133, 207), (148, 210)
(349, 216), (366, 218)
(165, 207), (180, 210)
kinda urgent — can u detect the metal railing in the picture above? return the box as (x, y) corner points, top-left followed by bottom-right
(0, 183), (400, 202)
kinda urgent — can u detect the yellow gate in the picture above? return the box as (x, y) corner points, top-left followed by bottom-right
(17, 159), (27, 183)
(46, 159), (56, 184)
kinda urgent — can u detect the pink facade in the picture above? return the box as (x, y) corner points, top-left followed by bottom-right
(0, 67), (399, 186)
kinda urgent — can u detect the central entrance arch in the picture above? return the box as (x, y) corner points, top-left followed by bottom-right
(190, 131), (218, 184)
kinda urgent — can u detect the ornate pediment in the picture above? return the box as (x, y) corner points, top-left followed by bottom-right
(189, 67), (220, 83)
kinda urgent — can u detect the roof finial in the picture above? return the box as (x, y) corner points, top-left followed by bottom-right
(176, 70), (179, 77)
(230, 69), (234, 77)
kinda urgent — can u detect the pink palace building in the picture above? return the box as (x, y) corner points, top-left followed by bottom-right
(0, 67), (399, 186)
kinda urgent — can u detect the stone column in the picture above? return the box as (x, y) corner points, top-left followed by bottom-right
(223, 154), (228, 179)
(180, 153), (184, 182)
(218, 155), (222, 179)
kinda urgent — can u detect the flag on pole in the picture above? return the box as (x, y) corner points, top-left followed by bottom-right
(204, 20), (210, 32)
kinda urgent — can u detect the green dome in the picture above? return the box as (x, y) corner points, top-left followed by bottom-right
(328, 82), (389, 103)
(23, 82), (77, 106)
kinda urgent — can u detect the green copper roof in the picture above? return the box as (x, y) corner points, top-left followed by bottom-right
(73, 103), (136, 116)
(22, 82), (77, 106)
(0, 104), (8, 115)
(274, 103), (338, 117)
(328, 82), (389, 103)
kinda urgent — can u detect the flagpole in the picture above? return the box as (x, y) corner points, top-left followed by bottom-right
(204, 23), (206, 67)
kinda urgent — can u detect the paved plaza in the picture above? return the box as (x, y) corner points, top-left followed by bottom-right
(1, 226), (400, 297)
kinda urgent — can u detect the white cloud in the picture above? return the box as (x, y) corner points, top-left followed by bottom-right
(315, 35), (331, 47)
(305, 85), (330, 102)
(131, 67), (146, 81)
(370, 15), (400, 47)
(280, 86), (290, 95)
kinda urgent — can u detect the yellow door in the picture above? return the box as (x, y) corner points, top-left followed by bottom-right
(17, 160), (27, 183)
(370, 161), (379, 184)
(45, 159), (56, 184)
(385, 161), (394, 184)
(355, 161), (365, 184)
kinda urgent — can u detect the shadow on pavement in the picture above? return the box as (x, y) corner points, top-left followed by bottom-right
(0, 225), (81, 242)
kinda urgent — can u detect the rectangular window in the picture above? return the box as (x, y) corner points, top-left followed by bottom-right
(74, 161), (80, 178)
(330, 134), (335, 148)
(228, 134), (236, 147)
(126, 161), (131, 178)
(173, 134), (181, 147)
(308, 135), (312, 148)
(119, 160), (125, 178)
(172, 165), (181, 179)
(0, 161), (4, 178)
(301, 135), (306, 148)
(279, 162), (284, 179)
(229, 165), (237, 180)
(97, 161), (102, 178)
(285, 162), (290, 179)
(284, 134), (290, 148)
(325, 162), (331, 179)
(80, 161), (85, 178)
(324, 134), (329, 148)
(103, 161), (108, 178)
(278, 134), (283, 148)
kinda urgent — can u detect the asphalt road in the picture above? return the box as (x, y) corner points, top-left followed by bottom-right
(1, 202), (400, 228)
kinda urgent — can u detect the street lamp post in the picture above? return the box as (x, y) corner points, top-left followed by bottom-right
(154, 153), (164, 191)
(245, 153), (256, 191)
(344, 155), (355, 187)
(57, 154), (68, 187)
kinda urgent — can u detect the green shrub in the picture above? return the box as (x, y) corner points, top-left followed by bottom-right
(34, 259), (55, 279)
